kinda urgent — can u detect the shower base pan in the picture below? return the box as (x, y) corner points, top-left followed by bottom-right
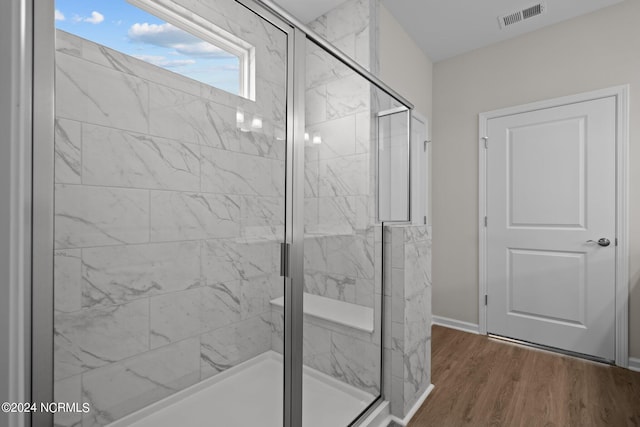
(108, 351), (374, 427)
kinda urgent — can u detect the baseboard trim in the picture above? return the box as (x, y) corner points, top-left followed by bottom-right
(386, 384), (435, 426)
(432, 315), (480, 335)
(629, 357), (640, 372)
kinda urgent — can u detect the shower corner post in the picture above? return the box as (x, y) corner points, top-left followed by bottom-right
(283, 27), (306, 427)
(31, 0), (55, 425)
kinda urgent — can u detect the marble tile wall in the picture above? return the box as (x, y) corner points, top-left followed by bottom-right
(53, 0), (287, 423)
(383, 225), (432, 418)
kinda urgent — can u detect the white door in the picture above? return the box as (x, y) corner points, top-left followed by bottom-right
(486, 96), (616, 361)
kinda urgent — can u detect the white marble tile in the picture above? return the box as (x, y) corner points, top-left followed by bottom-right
(150, 289), (201, 349)
(326, 73), (370, 120)
(355, 277), (374, 308)
(55, 249), (82, 313)
(149, 84), (238, 149)
(303, 323), (332, 375)
(81, 241), (200, 308)
(324, 0), (369, 42)
(85, 61), (149, 134)
(237, 127), (285, 161)
(54, 375), (82, 427)
(202, 238), (278, 284)
(149, 191), (240, 241)
(403, 338), (430, 414)
(304, 272), (356, 304)
(82, 124), (200, 192)
(306, 41), (353, 89)
(269, 309), (284, 354)
(54, 184), (149, 249)
(326, 233), (374, 280)
(330, 331), (380, 395)
(307, 115), (356, 161)
(55, 119), (82, 184)
(239, 195), (285, 240)
(199, 282), (241, 332)
(54, 299), (149, 381)
(200, 314), (270, 379)
(318, 196), (357, 234)
(240, 275), (281, 320)
(55, 30), (82, 57)
(81, 338), (200, 426)
(200, 147), (282, 196)
(306, 86), (327, 126)
(318, 153), (369, 197)
(303, 236), (327, 273)
(355, 111), (372, 154)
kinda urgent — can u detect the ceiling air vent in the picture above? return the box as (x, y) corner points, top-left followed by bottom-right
(498, 3), (546, 29)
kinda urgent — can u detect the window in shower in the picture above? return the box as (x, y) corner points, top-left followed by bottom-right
(55, 0), (255, 99)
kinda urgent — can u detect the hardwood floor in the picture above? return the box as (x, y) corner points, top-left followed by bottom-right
(409, 325), (640, 427)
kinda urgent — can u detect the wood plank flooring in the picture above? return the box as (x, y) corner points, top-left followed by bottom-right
(409, 325), (640, 427)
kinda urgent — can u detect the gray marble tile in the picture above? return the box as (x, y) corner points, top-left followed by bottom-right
(82, 338), (200, 426)
(200, 314), (270, 379)
(82, 124), (200, 192)
(54, 184), (149, 249)
(150, 289), (201, 349)
(81, 241), (201, 308)
(54, 300), (149, 381)
(149, 191), (240, 241)
(202, 238), (278, 284)
(55, 118), (82, 184)
(200, 147), (282, 196)
(199, 282), (241, 332)
(54, 375), (82, 427)
(55, 249), (82, 313)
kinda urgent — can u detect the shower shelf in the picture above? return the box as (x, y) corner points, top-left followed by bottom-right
(270, 293), (374, 333)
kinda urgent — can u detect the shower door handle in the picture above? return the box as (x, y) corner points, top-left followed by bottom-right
(280, 242), (290, 277)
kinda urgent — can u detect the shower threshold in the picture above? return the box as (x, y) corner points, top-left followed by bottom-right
(107, 351), (374, 427)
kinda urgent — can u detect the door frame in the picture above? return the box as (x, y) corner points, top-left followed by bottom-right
(478, 85), (630, 367)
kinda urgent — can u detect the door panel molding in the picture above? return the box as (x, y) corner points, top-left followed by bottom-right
(478, 85), (629, 367)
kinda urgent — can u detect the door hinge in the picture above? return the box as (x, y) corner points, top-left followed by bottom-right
(424, 140), (430, 151)
(484, 216), (487, 227)
(485, 295), (488, 306)
(615, 238), (618, 246)
(482, 136), (488, 148)
(280, 242), (290, 278)
(424, 215), (427, 225)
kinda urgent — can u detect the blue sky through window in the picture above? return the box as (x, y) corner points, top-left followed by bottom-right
(55, 0), (241, 94)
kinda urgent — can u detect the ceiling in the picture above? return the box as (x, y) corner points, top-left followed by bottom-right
(274, 0), (625, 62)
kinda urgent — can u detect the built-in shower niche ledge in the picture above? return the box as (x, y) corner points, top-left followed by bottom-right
(270, 293), (374, 333)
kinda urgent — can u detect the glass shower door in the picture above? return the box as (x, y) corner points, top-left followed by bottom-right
(51, 0), (290, 425)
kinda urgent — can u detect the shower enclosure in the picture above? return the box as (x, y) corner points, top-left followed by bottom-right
(31, 0), (413, 425)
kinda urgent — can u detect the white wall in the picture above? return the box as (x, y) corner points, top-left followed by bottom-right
(378, 4), (433, 224)
(432, 0), (640, 359)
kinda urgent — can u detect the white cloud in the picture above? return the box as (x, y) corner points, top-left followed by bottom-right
(128, 22), (235, 59)
(55, 9), (65, 21)
(84, 11), (104, 24)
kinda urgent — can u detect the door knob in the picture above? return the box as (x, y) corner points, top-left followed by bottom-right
(586, 238), (610, 247)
